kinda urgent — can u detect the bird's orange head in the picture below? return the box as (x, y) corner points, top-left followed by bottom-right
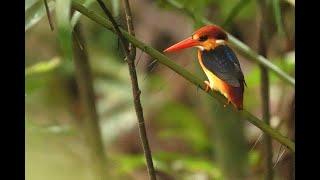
(164, 25), (228, 52)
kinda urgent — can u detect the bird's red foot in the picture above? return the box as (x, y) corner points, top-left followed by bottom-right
(204, 81), (211, 92)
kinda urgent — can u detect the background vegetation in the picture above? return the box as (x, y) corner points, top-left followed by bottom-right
(26, 0), (295, 179)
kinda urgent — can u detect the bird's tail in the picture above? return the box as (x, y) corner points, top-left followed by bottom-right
(228, 84), (244, 110)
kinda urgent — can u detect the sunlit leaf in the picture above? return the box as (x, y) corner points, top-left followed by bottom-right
(25, 0), (55, 31)
(25, 57), (61, 76)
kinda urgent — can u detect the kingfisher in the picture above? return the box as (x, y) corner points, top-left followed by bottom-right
(164, 25), (246, 110)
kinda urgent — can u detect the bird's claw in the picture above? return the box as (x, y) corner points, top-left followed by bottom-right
(224, 100), (231, 108)
(204, 81), (211, 92)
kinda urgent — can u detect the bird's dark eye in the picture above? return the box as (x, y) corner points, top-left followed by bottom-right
(199, 35), (208, 42)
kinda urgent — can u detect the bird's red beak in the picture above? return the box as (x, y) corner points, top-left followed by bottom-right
(163, 37), (199, 52)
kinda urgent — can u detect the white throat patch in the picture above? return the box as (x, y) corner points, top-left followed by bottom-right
(216, 40), (226, 45)
(196, 46), (205, 51)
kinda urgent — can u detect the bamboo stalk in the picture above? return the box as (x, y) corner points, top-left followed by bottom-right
(258, 8), (274, 180)
(72, 23), (107, 179)
(257, 0), (276, 178)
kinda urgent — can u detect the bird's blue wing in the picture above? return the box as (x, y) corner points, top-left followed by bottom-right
(200, 45), (245, 87)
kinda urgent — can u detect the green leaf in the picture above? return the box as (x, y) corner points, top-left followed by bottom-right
(217, 0), (256, 21)
(111, 154), (145, 174)
(71, 0), (95, 28)
(25, 0), (55, 31)
(248, 150), (260, 166)
(25, 57), (61, 76)
(27, 120), (76, 136)
(154, 152), (222, 179)
(26, 0), (40, 11)
(56, 0), (73, 61)
(157, 102), (210, 152)
(111, 0), (120, 17)
(222, 0), (251, 28)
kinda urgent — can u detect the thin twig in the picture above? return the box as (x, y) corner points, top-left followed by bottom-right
(122, 0), (136, 59)
(135, 50), (144, 67)
(273, 144), (283, 168)
(43, 0), (54, 31)
(273, 148), (286, 169)
(70, 1), (295, 152)
(95, 1), (157, 179)
(96, 0), (129, 56)
(250, 133), (263, 152)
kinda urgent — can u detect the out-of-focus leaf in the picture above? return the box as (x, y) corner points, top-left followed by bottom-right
(243, 52), (294, 109)
(157, 102), (210, 152)
(248, 150), (260, 166)
(25, 0), (55, 31)
(26, 0), (40, 11)
(111, 154), (145, 174)
(217, 0), (256, 21)
(154, 152), (222, 179)
(245, 52), (295, 87)
(284, 0), (295, 6)
(111, 0), (120, 17)
(71, 0), (95, 28)
(27, 120), (77, 136)
(26, 75), (48, 94)
(158, 0), (215, 22)
(26, 57), (61, 94)
(25, 57), (61, 76)
(273, 0), (285, 35)
(56, 0), (72, 61)
(91, 56), (166, 145)
(222, 0), (251, 28)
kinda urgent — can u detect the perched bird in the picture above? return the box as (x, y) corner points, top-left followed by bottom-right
(164, 25), (246, 110)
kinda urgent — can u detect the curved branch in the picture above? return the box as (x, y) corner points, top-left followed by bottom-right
(71, 1), (295, 153)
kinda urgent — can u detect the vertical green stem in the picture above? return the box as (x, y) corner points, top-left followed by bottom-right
(72, 23), (108, 179)
(258, 0), (274, 179)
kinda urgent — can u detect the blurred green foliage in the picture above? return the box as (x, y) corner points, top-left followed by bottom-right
(26, 0), (294, 179)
